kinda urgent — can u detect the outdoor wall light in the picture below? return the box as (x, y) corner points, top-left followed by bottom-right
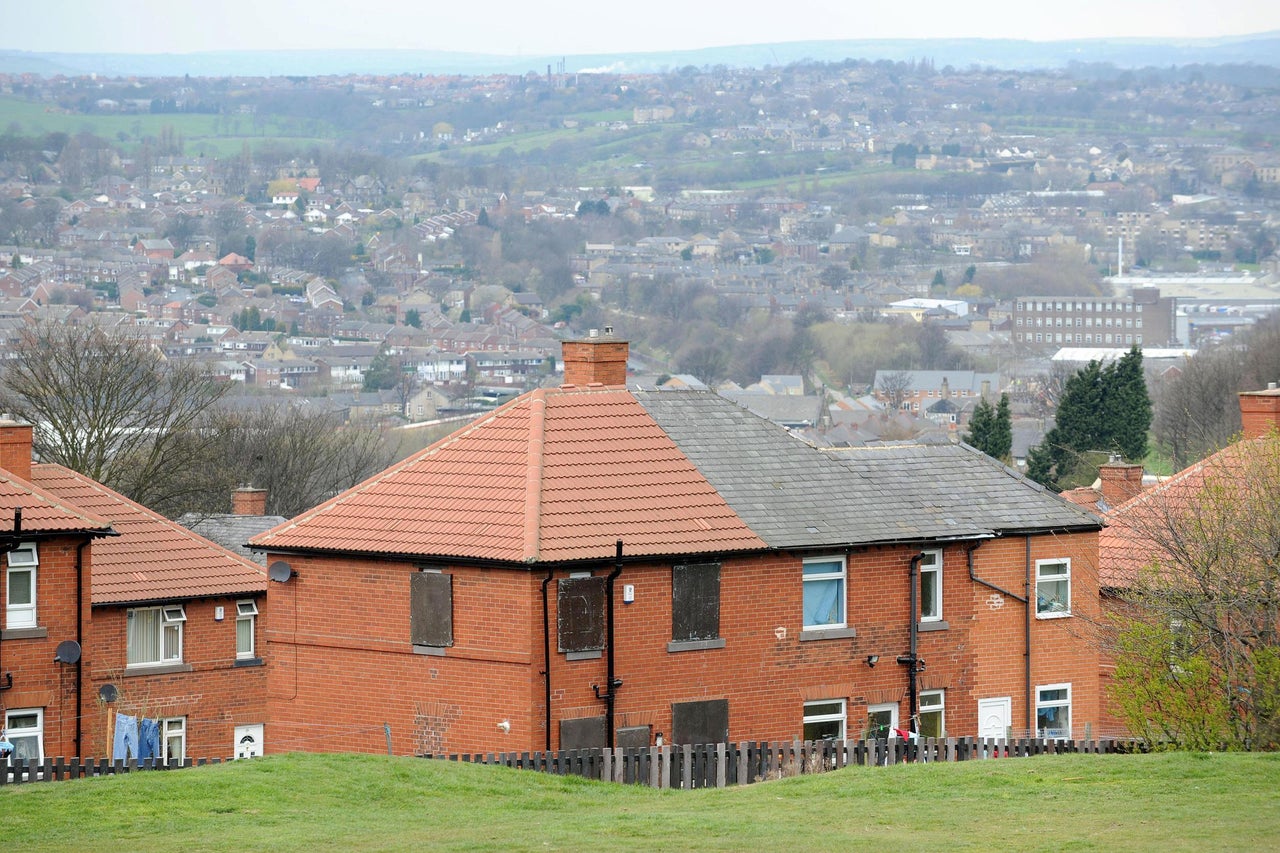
(865, 654), (879, 668)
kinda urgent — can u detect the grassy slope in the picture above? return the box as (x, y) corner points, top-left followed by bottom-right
(2, 751), (1278, 852)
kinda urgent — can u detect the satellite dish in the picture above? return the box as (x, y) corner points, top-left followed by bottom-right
(54, 640), (82, 664)
(99, 683), (118, 703)
(268, 560), (295, 583)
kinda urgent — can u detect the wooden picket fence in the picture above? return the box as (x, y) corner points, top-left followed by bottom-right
(0, 755), (228, 785)
(422, 736), (1150, 789)
(0, 737), (1149, 788)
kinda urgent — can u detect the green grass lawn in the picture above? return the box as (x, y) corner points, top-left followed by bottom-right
(3, 751), (1278, 851)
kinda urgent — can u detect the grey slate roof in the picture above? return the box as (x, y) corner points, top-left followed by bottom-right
(178, 513), (290, 565)
(635, 389), (1100, 550)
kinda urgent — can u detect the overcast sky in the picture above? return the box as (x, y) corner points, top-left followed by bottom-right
(5, 1), (1278, 56)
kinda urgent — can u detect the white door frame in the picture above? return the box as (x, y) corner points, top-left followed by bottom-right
(977, 696), (1012, 740)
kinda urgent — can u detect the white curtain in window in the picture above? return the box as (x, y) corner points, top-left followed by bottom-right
(128, 609), (160, 664)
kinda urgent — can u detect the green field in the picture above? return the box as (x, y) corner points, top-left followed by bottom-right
(3, 751), (1277, 851)
(0, 95), (336, 157)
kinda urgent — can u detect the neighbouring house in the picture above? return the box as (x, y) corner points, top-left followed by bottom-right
(177, 488), (289, 567)
(250, 333), (1103, 757)
(1089, 386), (1280, 738)
(0, 421), (268, 763)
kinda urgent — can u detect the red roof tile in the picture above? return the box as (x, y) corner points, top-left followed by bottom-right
(30, 464), (266, 604)
(252, 387), (766, 563)
(0, 470), (113, 534)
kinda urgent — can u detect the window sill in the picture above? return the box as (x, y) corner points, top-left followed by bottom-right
(234, 657), (264, 668)
(412, 644), (446, 657)
(799, 627), (857, 642)
(667, 638), (726, 653)
(917, 620), (950, 632)
(1036, 611), (1072, 620)
(124, 663), (193, 677)
(565, 650), (603, 661)
(1, 627), (48, 640)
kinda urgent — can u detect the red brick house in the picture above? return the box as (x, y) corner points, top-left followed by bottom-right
(1, 422), (267, 763)
(251, 333), (1103, 756)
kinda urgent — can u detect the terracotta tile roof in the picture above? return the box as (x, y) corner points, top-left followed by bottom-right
(30, 464), (266, 605)
(252, 387), (767, 563)
(0, 470), (113, 535)
(1099, 438), (1261, 588)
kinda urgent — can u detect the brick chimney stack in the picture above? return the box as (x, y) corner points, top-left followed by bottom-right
(1239, 384), (1280, 440)
(232, 487), (268, 516)
(1098, 457), (1144, 509)
(561, 326), (629, 387)
(0, 419), (34, 482)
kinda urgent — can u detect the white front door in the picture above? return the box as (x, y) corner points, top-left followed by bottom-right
(234, 724), (264, 759)
(977, 697), (1011, 739)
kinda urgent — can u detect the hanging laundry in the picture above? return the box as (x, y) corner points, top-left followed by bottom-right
(112, 713), (139, 761)
(138, 718), (161, 760)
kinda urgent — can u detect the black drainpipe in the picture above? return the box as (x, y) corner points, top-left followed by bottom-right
(1024, 535), (1033, 737)
(540, 569), (555, 752)
(966, 538), (1033, 737)
(897, 552), (924, 731)
(75, 538), (91, 758)
(593, 540), (624, 749)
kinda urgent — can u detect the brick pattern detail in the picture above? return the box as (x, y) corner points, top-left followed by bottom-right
(561, 339), (628, 386)
(1098, 463), (1143, 507)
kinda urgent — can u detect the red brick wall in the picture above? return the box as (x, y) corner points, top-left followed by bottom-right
(265, 528), (1102, 756)
(1, 537), (87, 759)
(1239, 389), (1280, 440)
(561, 339), (628, 386)
(81, 597), (267, 760)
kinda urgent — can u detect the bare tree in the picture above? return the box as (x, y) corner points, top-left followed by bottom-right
(1105, 433), (1280, 749)
(877, 370), (913, 411)
(0, 323), (230, 509)
(171, 402), (394, 519)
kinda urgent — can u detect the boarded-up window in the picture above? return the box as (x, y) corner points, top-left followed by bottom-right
(672, 562), (720, 642)
(410, 570), (453, 647)
(559, 715), (607, 750)
(615, 725), (651, 748)
(671, 699), (729, 746)
(557, 576), (605, 653)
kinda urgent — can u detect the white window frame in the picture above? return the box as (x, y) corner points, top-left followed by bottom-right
(866, 702), (899, 739)
(1035, 683), (1072, 739)
(1035, 558), (1071, 617)
(802, 699), (846, 742)
(802, 556), (846, 630)
(919, 549), (942, 623)
(5, 542), (38, 629)
(4, 707), (43, 763)
(162, 717), (186, 764)
(236, 599), (258, 660)
(127, 604), (187, 667)
(918, 690), (945, 739)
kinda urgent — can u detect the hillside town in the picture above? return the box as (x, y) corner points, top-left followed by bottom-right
(2, 54), (1280, 768)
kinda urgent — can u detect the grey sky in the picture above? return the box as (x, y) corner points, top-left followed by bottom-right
(5, 1), (1277, 56)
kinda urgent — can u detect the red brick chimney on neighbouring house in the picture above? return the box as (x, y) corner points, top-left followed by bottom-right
(1098, 458), (1144, 509)
(561, 326), (629, 387)
(0, 419), (33, 481)
(232, 487), (268, 516)
(1239, 384), (1280, 440)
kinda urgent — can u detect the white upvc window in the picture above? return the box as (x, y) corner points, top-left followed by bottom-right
(802, 556), (845, 630)
(1035, 559), (1071, 617)
(919, 549), (943, 623)
(4, 708), (43, 762)
(802, 699), (846, 742)
(163, 717), (186, 763)
(918, 690), (945, 738)
(5, 543), (38, 629)
(236, 599), (258, 659)
(127, 604), (186, 666)
(1036, 684), (1071, 739)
